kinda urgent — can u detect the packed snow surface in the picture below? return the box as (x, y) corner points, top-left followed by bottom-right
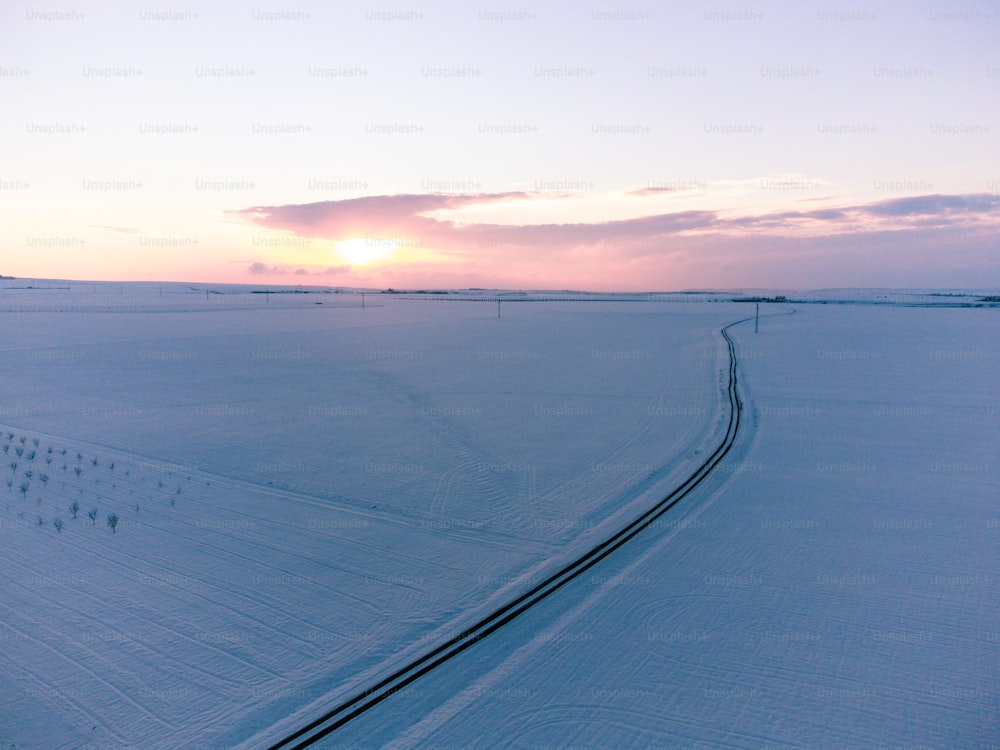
(0, 282), (995, 749)
(324, 303), (999, 750)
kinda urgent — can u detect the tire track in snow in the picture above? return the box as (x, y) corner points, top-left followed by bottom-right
(0, 424), (520, 612)
(262, 314), (756, 749)
(0, 557), (253, 695)
(0, 635), (128, 747)
(0, 420), (545, 555)
(0, 599), (178, 738)
(1, 523), (322, 669)
(362, 366), (513, 522)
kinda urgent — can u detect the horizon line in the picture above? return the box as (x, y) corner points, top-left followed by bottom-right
(4, 275), (999, 296)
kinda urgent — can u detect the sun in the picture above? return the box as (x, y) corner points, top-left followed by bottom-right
(335, 237), (397, 266)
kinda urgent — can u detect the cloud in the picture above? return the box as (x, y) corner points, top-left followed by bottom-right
(231, 190), (1000, 289)
(626, 187), (683, 197)
(248, 261), (350, 276)
(234, 190), (1000, 249)
(234, 192), (531, 240)
(91, 224), (140, 234)
(863, 193), (1000, 217)
(231, 191), (723, 256)
(721, 193), (999, 234)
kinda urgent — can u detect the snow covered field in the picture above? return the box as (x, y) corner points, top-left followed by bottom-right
(0, 282), (732, 749)
(0, 282), (996, 749)
(323, 302), (998, 749)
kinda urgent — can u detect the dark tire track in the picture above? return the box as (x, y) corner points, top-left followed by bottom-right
(264, 315), (754, 749)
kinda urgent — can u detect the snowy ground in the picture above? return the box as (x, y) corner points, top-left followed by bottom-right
(0, 281), (735, 749)
(0, 283), (996, 749)
(321, 303), (998, 749)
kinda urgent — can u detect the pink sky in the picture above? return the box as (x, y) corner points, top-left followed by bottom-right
(5, 3), (998, 290)
(227, 190), (1000, 290)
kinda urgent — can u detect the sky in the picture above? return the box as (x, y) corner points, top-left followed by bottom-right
(2, 0), (998, 290)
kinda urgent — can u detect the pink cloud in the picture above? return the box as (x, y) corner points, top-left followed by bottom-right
(230, 191), (1000, 289)
(91, 224), (140, 234)
(625, 187), (684, 197)
(234, 192), (531, 241)
(248, 261), (351, 276)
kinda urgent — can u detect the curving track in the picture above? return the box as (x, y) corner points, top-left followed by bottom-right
(265, 315), (753, 749)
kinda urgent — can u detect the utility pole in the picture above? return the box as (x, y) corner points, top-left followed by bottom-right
(497, 298), (501, 319)
(755, 303), (759, 333)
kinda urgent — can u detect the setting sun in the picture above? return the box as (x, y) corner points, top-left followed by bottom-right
(335, 237), (397, 266)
